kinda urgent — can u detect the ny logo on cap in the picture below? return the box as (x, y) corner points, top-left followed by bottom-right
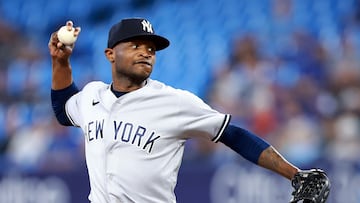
(141, 20), (153, 33)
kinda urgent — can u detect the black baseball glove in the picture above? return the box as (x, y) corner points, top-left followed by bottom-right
(290, 169), (330, 203)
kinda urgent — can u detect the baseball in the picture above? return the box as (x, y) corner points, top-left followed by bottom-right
(57, 26), (77, 45)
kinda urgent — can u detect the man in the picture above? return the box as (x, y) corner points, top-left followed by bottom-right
(49, 18), (329, 203)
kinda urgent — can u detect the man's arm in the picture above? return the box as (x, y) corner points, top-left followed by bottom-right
(219, 124), (299, 180)
(257, 146), (299, 180)
(48, 21), (80, 90)
(49, 21), (81, 125)
(219, 121), (330, 203)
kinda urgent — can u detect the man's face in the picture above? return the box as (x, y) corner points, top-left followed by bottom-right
(109, 39), (156, 83)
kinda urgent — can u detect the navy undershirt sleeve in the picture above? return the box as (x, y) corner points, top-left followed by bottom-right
(51, 83), (79, 126)
(219, 124), (270, 164)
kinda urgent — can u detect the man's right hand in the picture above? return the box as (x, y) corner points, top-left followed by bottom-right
(48, 20), (81, 61)
(50, 21), (80, 90)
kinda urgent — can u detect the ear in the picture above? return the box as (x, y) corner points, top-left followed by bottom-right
(104, 48), (115, 62)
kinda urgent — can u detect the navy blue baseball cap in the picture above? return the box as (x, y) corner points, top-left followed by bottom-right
(107, 18), (170, 51)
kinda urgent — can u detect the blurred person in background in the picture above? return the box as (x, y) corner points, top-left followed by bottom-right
(208, 28), (333, 168)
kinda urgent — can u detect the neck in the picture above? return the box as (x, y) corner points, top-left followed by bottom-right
(112, 79), (147, 92)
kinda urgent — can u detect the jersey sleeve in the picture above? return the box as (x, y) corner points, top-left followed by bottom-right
(64, 90), (84, 127)
(51, 82), (79, 126)
(176, 90), (231, 142)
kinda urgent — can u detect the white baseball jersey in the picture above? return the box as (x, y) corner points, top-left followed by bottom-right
(65, 79), (231, 203)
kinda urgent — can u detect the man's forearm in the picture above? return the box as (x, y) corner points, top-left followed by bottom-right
(52, 58), (73, 90)
(257, 146), (300, 180)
